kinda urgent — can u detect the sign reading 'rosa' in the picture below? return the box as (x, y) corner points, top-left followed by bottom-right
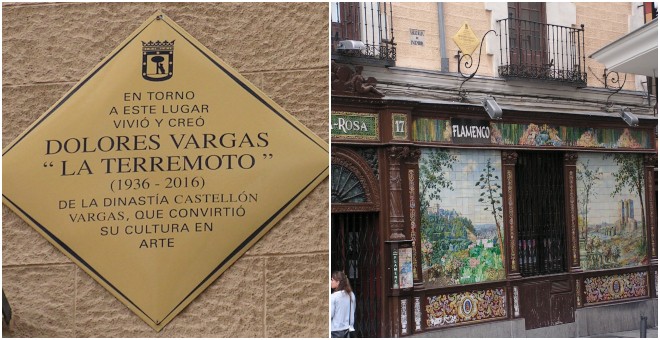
(2, 11), (328, 331)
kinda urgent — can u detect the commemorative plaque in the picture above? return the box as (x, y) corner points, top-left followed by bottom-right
(2, 12), (328, 331)
(452, 22), (480, 56)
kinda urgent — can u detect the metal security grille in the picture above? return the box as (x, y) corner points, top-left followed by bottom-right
(516, 152), (567, 276)
(331, 212), (381, 338)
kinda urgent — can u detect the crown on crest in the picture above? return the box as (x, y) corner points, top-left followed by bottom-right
(142, 40), (175, 52)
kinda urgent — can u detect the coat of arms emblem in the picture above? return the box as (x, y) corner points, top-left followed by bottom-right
(142, 40), (174, 81)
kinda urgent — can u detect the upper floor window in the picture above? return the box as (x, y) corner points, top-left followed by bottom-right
(331, 2), (396, 66)
(497, 2), (587, 86)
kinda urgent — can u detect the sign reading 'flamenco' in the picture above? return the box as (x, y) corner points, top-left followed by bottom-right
(451, 118), (491, 144)
(2, 11), (328, 331)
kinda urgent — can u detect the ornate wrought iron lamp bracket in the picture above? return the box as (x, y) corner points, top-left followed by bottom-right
(457, 29), (497, 101)
(603, 68), (627, 108)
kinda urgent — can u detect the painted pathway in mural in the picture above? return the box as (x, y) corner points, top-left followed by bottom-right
(420, 149), (505, 288)
(576, 153), (647, 270)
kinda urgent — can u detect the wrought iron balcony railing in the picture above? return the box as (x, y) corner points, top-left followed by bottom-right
(497, 18), (587, 86)
(331, 2), (396, 66)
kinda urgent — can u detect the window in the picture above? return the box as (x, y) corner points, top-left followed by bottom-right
(497, 2), (586, 85)
(508, 2), (548, 74)
(331, 2), (396, 64)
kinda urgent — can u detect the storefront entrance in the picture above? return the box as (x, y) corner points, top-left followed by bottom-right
(331, 212), (381, 338)
(515, 151), (574, 329)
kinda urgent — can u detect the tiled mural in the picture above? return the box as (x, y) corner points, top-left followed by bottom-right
(576, 153), (647, 270)
(584, 272), (648, 304)
(413, 118), (451, 143)
(426, 288), (507, 328)
(412, 118), (651, 150)
(419, 149), (505, 287)
(490, 123), (651, 149)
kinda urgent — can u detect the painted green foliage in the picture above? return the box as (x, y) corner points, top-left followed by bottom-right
(476, 158), (504, 267)
(577, 153), (647, 270)
(420, 149), (505, 288)
(577, 159), (602, 240)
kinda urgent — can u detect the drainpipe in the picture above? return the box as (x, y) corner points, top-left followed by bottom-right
(437, 2), (449, 72)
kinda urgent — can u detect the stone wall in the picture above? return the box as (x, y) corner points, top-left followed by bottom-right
(577, 2), (637, 90)
(2, 2), (329, 337)
(391, 2), (639, 89)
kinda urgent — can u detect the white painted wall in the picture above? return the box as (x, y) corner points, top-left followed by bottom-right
(546, 2), (576, 28)
(484, 2), (508, 76)
(629, 2), (649, 91)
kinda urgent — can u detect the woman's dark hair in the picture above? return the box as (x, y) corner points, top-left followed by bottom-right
(332, 271), (353, 296)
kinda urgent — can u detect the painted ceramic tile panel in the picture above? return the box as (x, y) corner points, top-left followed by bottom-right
(412, 117), (651, 150)
(490, 123), (650, 149)
(425, 288), (507, 328)
(576, 153), (648, 270)
(419, 149), (505, 287)
(413, 118), (451, 142)
(584, 271), (648, 304)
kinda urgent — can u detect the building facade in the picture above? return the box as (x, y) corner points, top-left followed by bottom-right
(331, 2), (658, 337)
(2, 2), (329, 337)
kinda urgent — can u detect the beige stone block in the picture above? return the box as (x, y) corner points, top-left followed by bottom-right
(242, 72), (263, 90)
(257, 68), (329, 142)
(247, 180), (328, 256)
(2, 83), (73, 148)
(2, 205), (71, 266)
(2, 3), (153, 86)
(265, 254), (328, 337)
(74, 256), (265, 337)
(2, 2), (328, 86)
(2, 264), (76, 337)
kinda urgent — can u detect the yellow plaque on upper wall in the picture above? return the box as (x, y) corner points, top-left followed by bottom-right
(2, 11), (328, 331)
(452, 22), (480, 56)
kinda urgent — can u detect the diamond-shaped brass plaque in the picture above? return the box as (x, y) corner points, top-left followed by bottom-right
(2, 11), (328, 331)
(452, 22), (480, 56)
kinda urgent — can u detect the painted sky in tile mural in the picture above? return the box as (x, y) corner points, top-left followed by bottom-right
(419, 149), (505, 288)
(576, 153), (647, 270)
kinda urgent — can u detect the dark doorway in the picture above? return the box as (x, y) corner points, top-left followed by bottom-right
(331, 212), (381, 338)
(515, 151), (567, 277)
(515, 151), (574, 330)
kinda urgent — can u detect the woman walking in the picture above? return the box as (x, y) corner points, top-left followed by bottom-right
(330, 271), (356, 338)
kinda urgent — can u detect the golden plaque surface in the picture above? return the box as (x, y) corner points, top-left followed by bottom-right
(452, 22), (480, 56)
(2, 11), (328, 331)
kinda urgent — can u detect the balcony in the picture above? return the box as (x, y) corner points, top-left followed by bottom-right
(497, 18), (587, 87)
(331, 2), (396, 66)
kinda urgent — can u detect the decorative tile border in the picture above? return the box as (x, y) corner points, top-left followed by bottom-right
(408, 169), (418, 281)
(647, 167), (656, 257)
(513, 286), (519, 317)
(576, 279), (582, 307)
(425, 288), (507, 328)
(414, 297), (422, 331)
(569, 169), (578, 264)
(401, 298), (409, 335)
(506, 169), (517, 272)
(412, 118), (652, 150)
(584, 271), (648, 304)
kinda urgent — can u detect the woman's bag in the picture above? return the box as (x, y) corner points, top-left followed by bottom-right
(331, 329), (350, 338)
